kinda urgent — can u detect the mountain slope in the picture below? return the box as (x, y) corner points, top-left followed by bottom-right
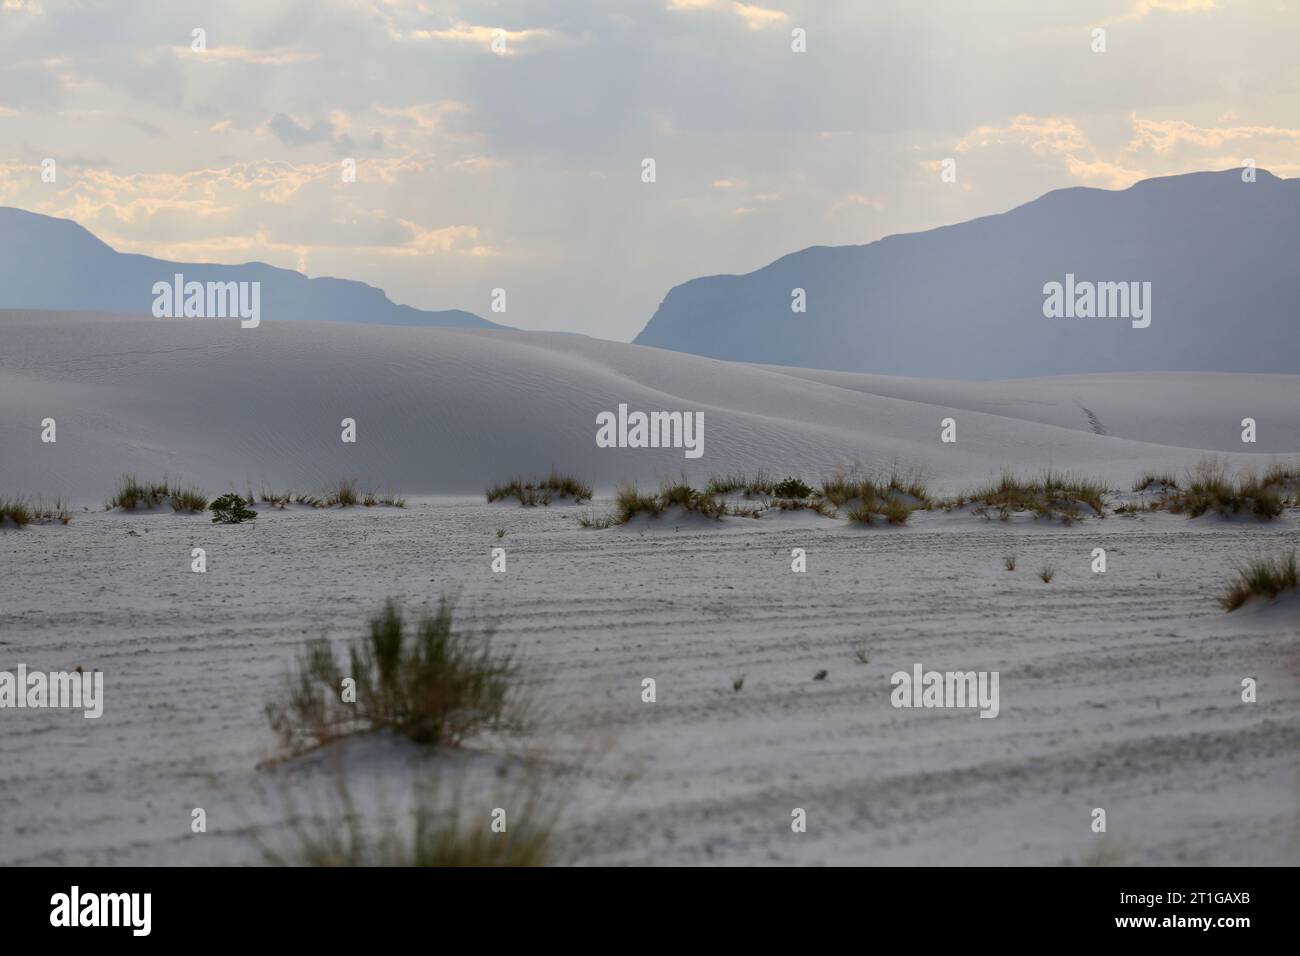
(0, 207), (504, 330)
(634, 169), (1300, 378)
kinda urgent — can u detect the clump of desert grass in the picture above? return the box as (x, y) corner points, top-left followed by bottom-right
(260, 764), (560, 867)
(825, 465), (928, 525)
(614, 482), (665, 522)
(1132, 471), (1179, 493)
(1217, 549), (1298, 611)
(324, 478), (360, 507)
(580, 478), (738, 527)
(705, 470), (776, 497)
(0, 497), (33, 528)
(1038, 562), (1056, 583)
(1154, 457), (1289, 520)
(266, 598), (523, 756)
(658, 477), (728, 518)
(260, 489), (291, 509)
(486, 471), (592, 506)
(1004, 554), (1017, 571)
(1, 497), (70, 527)
(951, 469), (1107, 524)
(769, 496), (835, 517)
(576, 509), (617, 529)
(108, 475), (207, 513)
(277, 481), (405, 509)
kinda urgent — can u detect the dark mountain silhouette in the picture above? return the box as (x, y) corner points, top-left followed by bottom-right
(634, 169), (1299, 378)
(0, 206), (504, 330)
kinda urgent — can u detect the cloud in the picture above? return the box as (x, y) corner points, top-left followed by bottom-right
(394, 21), (568, 55)
(1127, 0), (1216, 18)
(955, 115), (1091, 157)
(732, 3), (789, 30)
(395, 220), (490, 256)
(1127, 115), (1300, 153)
(830, 193), (884, 215)
(946, 111), (1300, 189)
(173, 45), (319, 66)
(668, 0), (790, 30)
(266, 113), (382, 154)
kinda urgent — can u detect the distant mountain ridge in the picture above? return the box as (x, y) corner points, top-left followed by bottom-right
(0, 206), (504, 330)
(634, 169), (1300, 378)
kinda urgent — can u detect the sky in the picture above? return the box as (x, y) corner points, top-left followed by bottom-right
(2, 0), (1299, 340)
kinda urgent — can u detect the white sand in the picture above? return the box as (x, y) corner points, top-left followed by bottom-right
(3, 309), (1297, 501)
(1, 310), (1297, 865)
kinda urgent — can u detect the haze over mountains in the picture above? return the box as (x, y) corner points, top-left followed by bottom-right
(0, 207), (503, 331)
(635, 169), (1300, 379)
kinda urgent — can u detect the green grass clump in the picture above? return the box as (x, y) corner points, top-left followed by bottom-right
(576, 510), (617, 529)
(281, 481), (404, 509)
(845, 500), (877, 524)
(267, 598), (522, 754)
(614, 483), (664, 523)
(820, 470), (876, 509)
(824, 467), (924, 524)
(771, 477), (813, 499)
(880, 498), (913, 525)
(324, 478), (360, 507)
(0, 497), (33, 527)
(1133, 471), (1179, 492)
(1218, 550), (1298, 611)
(0, 497), (67, 526)
(486, 471), (592, 506)
(210, 492), (258, 524)
(705, 471), (775, 497)
(1163, 458), (1286, 519)
(109, 476), (207, 513)
(960, 469), (1106, 523)
(769, 497), (834, 517)
(657, 478), (726, 518)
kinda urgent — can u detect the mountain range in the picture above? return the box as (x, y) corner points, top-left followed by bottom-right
(0, 206), (503, 331)
(634, 168), (1300, 378)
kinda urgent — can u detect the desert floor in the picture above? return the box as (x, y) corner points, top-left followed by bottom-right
(2, 498), (1297, 865)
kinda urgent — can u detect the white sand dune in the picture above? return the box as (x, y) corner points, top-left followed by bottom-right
(2, 309), (1297, 501)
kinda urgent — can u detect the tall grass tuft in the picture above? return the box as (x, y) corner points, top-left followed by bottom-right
(108, 476), (207, 513)
(486, 471), (593, 506)
(959, 469), (1106, 523)
(1218, 550), (1298, 611)
(267, 598), (523, 754)
(0, 497), (33, 527)
(1163, 457), (1286, 519)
